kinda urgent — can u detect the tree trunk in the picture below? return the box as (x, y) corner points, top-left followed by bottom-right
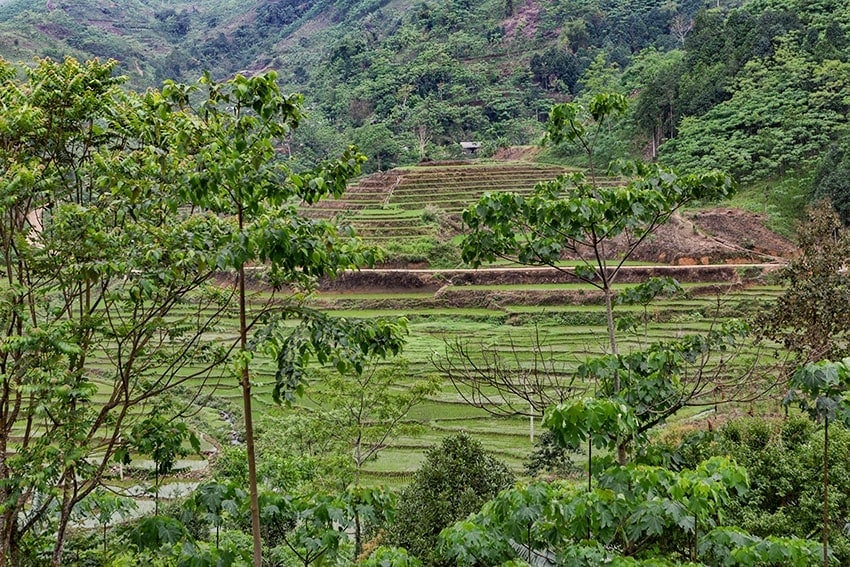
(240, 269), (263, 566)
(50, 480), (74, 567)
(240, 265), (263, 567)
(603, 285), (618, 358)
(354, 440), (362, 557)
(603, 283), (627, 465)
(0, 487), (9, 567)
(238, 208), (263, 567)
(0, 512), (11, 567)
(616, 441), (627, 465)
(354, 511), (362, 559)
(0, 504), (25, 567)
(823, 419), (829, 567)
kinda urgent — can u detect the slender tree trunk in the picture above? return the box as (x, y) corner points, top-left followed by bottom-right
(51, 480), (74, 567)
(240, 266), (262, 567)
(238, 209), (263, 567)
(603, 286), (618, 358)
(823, 419), (829, 567)
(616, 440), (627, 465)
(602, 282), (627, 465)
(692, 519), (698, 562)
(0, 443), (10, 567)
(354, 511), (362, 559)
(0, 511), (11, 567)
(354, 441), (362, 557)
(587, 437), (593, 541)
(0, 525), (18, 567)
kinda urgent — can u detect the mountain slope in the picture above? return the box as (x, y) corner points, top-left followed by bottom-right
(0, 0), (413, 87)
(0, 0), (701, 151)
(2, 0), (848, 213)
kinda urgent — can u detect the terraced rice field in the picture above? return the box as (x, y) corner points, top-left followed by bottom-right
(291, 278), (784, 483)
(62, 272), (780, 484)
(302, 161), (623, 249)
(12, 160), (792, 493)
(7, 263), (783, 493)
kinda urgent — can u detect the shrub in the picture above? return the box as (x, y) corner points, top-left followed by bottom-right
(673, 416), (850, 565)
(525, 430), (580, 478)
(380, 237), (461, 268)
(387, 433), (514, 565)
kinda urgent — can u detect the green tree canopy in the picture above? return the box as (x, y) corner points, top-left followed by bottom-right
(388, 433), (514, 564)
(0, 57), (407, 567)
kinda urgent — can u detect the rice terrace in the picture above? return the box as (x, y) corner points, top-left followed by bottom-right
(6, 0), (850, 561)
(294, 157), (796, 477)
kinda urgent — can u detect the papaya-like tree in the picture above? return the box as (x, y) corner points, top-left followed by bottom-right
(462, 93), (734, 358)
(72, 490), (138, 555)
(784, 359), (850, 567)
(439, 456), (823, 565)
(456, 93), (736, 463)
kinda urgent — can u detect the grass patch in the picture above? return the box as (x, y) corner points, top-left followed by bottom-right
(725, 177), (810, 239)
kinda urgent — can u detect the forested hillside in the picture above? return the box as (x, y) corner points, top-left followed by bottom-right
(5, 0), (848, 202)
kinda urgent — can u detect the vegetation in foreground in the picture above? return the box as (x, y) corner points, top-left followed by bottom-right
(0, 57), (406, 566)
(4, 55), (850, 567)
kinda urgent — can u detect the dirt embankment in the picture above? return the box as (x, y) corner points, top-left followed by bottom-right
(318, 207), (794, 293)
(320, 264), (779, 294)
(580, 209), (795, 267)
(632, 209), (796, 265)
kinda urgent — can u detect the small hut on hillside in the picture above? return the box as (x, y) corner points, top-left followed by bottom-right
(460, 142), (481, 155)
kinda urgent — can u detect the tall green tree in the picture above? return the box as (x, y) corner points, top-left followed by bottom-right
(180, 71), (407, 566)
(460, 94), (734, 463)
(463, 93), (733, 356)
(0, 57), (236, 566)
(626, 49), (685, 158)
(0, 58), (406, 566)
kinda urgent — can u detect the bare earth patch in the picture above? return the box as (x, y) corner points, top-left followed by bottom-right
(502, 0), (541, 41)
(492, 146), (541, 161)
(620, 209), (796, 265)
(318, 208), (793, 295)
